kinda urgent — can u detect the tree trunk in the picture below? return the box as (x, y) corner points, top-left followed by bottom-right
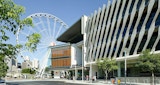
(105, 70), (108, 82)
(152, 71), (154, 85)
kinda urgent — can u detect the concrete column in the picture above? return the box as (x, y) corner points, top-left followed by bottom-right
(75, 69), (78, 80)
(89, 63), (92, 82)
(54, 70), (60, 79)
(117, 62), (121, 77)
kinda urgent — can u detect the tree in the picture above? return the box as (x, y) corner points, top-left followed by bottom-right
(96, 58), (118, 80)
(0, 0), (41, 78)
(25, 33), (41, 52)
(135, 49), (160, 85)
(22, 68), (36, 74)
(45, 66), (51, 72)
(0, 55), (8, 78)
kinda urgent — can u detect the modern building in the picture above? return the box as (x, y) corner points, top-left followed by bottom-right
(50, 41), (85, 79)
(5, 56), (18, 72)
(21, 60), (32, 69)
(52, 0), (160, 83)
(17, 63), (21, 69)
(5, 56), (21, 78)
(32, 58), (39, 69)
(84, 0), (160, 78)
(50, 44), (71, 78)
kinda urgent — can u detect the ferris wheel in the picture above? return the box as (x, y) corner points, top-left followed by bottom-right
(16, 13), (68, 76)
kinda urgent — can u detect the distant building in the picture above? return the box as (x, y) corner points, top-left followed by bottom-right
(32, 58), (39, 69)
(21, 60), (32, 69)
(24, 56), (30, 61)
(5, 56), (21, 77)
(17, 63), (21, 69)
(5, 56), (18, 72)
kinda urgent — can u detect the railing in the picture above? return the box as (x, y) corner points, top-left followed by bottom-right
(117, 77), (160, 84)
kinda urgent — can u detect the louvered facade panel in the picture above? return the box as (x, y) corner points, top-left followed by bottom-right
(51, 45), (71, 68)
(85, 0), (160, 62)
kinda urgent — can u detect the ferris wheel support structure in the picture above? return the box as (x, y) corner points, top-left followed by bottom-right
(16, 13), (68, 78)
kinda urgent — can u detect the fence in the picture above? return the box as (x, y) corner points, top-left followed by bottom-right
(118, 77), (160, 84)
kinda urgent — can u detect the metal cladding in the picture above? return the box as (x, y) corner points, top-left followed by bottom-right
(85, 0), (160, 62)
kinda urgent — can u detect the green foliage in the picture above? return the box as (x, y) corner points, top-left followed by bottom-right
(45, 66), (50, 72)
(0, 55), (8, 77)
(0, 0), (40, 78)
(135, 49), (160, 85)
(96, 58), (118, 73)
(25, 33), (41, 52)
(135, 49), (160, 73)
(22, 68), (36, 74)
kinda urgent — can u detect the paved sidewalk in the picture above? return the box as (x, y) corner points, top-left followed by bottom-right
(0, 83), (6, 85)
(5, 78), (113, 85)
(59, 79), (113, 85)
(5, 78), (160, 85)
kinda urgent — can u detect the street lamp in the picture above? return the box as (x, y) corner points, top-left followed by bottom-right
(124, 48), (128, 85)
(89, 44), (93, 83)
(75, 64), (76, 80)
(82, 46), (84, 82)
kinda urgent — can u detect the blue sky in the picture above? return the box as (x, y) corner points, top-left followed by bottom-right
(12, 0), (108, 64)
(13, 0), (107, 27)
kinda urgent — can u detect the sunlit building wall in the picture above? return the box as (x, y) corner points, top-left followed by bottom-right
(84, 0), (160, 78)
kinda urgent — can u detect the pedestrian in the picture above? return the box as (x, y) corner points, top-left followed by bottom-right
(86, 75), (89, 81)
(94, 76), (96, 81)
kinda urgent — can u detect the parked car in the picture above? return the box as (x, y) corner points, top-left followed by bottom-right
(0, 79), (5, 83)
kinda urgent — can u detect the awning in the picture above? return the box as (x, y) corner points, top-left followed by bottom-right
(57, 19), (83, 43)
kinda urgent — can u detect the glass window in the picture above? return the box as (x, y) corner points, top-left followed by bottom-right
(137, 35), (147, 53)
(146, 11), (156, 29)
(111, 2), (117, 23)
(137, 11), (147, 32)
(129, 0), (135, 14)
(117, 41), (123, 57)
(123, 27), (127, 37)
(155, 14), (160, 26)
(156, 40), (160, 51)
(116, 20), (123, 39)
(129, 14), (138, 35)
(122, 0), (129, 17)
(107, 46), (111, 57)
(137, 0), (142, 10)
(116, 1), (122, 20)
(146, 32), (158, 49)
(129, 38), (138, 55)
(116, 27), (121, 39)
(145, 0), (149, 6)
(111, 22), (117, 41)
(123, 17), (129, 37)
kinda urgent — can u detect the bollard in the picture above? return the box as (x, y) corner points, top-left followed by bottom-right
(112, 79), (115, 84)
(118, 79), (121, 85)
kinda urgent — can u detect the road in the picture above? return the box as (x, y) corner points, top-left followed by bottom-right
(6, 81), (86, 85)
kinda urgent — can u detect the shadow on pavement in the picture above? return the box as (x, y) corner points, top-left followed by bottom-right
(6, 83), (19, 85)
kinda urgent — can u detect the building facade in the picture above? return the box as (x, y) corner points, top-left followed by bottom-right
(32, 58), (39, 69)
(85, 0), (160, 61)
(51, 45), (71, 68)
(50, 43), (84, 79)
(21, 60), (32, 69)
(83, 0), (160, 80)
(55, 0), (160, 83)
(5, 56), (22, 78)
(50, 44), (71, 78)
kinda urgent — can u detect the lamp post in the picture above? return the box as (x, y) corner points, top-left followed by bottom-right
(75, 64), (76, 79)
(124, 51), (127, 85)
(89, 44), (93, 83)
(124, 48), (128, 85)
(82, 46), (84, 82)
